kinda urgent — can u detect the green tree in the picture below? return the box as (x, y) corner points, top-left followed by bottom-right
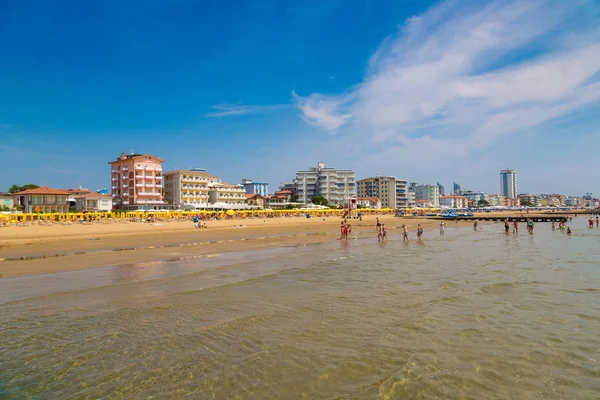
(477, 199), (490, 207)
(8, 184), (40, 194)
(310, 195), (329, 206)
(520, 200), (533, 207)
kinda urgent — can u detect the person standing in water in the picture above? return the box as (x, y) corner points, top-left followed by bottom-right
(417, 224), (423, 241)
(402, 225), (409, 242)
(596, 216), (599, 227)
(504, 218), (510, 234)
(513, 220), (519, 234)
(527, 218), (534, 234)
(376, 217), (381, 232)
(473, 220), (478, 231)
(439, 221), (445, 236)
(551, 221), (556, 231)
(589, 218), (594, 229)
(381, 224), (388, 241)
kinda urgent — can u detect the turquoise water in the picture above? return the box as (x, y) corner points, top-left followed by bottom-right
(1, 218), (599, 399)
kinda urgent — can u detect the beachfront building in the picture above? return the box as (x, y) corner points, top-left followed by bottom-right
(440, 195), (468, 208)
(354, 197), (381, 208)
(500, 168), (517, 199)
(289, 162), (355, 206)
(410, 184), (440, 207)
(0, 192), (14, 210)
(74, 193), (113, 212)
(245, 194), (266, 209)
(208, 183), (247, 209)
(406, 191), (416, 208)
(13, 187), (69, 213)
(485, 194), (506, 207)
(565, 197), (581, 207)
(164, 168), (220, 209)
(460, 191), (487, 204)
(357, 176), (410, 209)
(109, 153), (165, 210)
(241, 179), (269, 196)
(518, 193), (542, 207)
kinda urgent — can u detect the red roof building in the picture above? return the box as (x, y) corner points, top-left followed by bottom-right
(13, 187), (70, 213)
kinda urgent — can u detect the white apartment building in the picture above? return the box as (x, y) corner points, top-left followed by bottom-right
(500, 168), (517, 199)
(410, 184), (440, 207)
(292, 162), (355, 206)
(164, 168), (220, 209)
(208, 183), (247, 208)
(440, 195), (468, 208)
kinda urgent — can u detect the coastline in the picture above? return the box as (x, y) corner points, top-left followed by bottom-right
(0, 212), (568, 277)
(0, 215), (481, 277)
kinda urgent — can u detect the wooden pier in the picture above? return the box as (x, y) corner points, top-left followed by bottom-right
(432, 216), (568, 222)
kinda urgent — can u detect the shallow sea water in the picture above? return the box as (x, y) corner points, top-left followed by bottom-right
(1, 217), (599, 399)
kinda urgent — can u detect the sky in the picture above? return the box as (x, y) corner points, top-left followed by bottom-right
(1, 0), (599, 197)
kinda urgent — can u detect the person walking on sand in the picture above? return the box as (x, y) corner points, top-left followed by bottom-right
(193, 215), (199, 229)
(440, 221), (445, 236)
(513, 220), (519, 234)
(402, 225), (409, 242)
(417, 224), (423, 241)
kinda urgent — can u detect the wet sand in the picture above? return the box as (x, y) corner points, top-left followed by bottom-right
(0, 215), (482, 277)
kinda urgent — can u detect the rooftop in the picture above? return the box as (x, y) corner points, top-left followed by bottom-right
(13, 186), (70, 195)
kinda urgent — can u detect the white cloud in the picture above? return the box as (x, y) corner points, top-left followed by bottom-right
(294, 0), (600, 153)
(291, 91), (351, 131)
(205, 103), (286, 117)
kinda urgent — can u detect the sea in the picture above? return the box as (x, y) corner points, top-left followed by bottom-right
(1, 217), (599, 399)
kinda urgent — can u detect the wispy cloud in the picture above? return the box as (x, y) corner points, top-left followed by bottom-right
(205, 103), (287, 117)
(294, 0), (600, 154)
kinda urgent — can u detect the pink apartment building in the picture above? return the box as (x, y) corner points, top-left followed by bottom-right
(109, 153), (165, 210)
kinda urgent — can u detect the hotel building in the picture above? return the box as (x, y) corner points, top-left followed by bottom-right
(440, 195), (468, 208)
(500, 168), (517, 199)
(290, 162), (355, 205)
(241, 179), (269, 196)
(357, 176), (410, 209)
(164, 168), (247, 209)
(164, 168), (218, 209)
(109, 153), (165, 210)
(208, 183), (247, 208)
(410, 184), (440, 207)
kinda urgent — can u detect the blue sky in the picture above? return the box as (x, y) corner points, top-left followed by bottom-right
(1, 0), (599, 196)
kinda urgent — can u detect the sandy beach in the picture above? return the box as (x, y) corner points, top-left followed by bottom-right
(0, 210), (577, 277)
(0, 214), (488, 277)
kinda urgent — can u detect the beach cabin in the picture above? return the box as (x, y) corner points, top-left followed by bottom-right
(13, 187), (69, 213)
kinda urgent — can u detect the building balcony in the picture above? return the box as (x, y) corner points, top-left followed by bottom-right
(136, 184), (144, 188)
(138, 192), (161, 196)
(135, 175), (144, 179)
(112, 177), (118, 181)
(111, 169), (119, 173)
(122, 167), (129, 171)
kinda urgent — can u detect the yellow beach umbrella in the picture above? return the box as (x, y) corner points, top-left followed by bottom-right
(226, 210), (235, 216)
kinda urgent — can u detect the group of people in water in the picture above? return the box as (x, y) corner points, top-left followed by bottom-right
(341, 214), (599, 242)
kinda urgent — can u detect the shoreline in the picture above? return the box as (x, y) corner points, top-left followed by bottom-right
(0, 213), (544, 278)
